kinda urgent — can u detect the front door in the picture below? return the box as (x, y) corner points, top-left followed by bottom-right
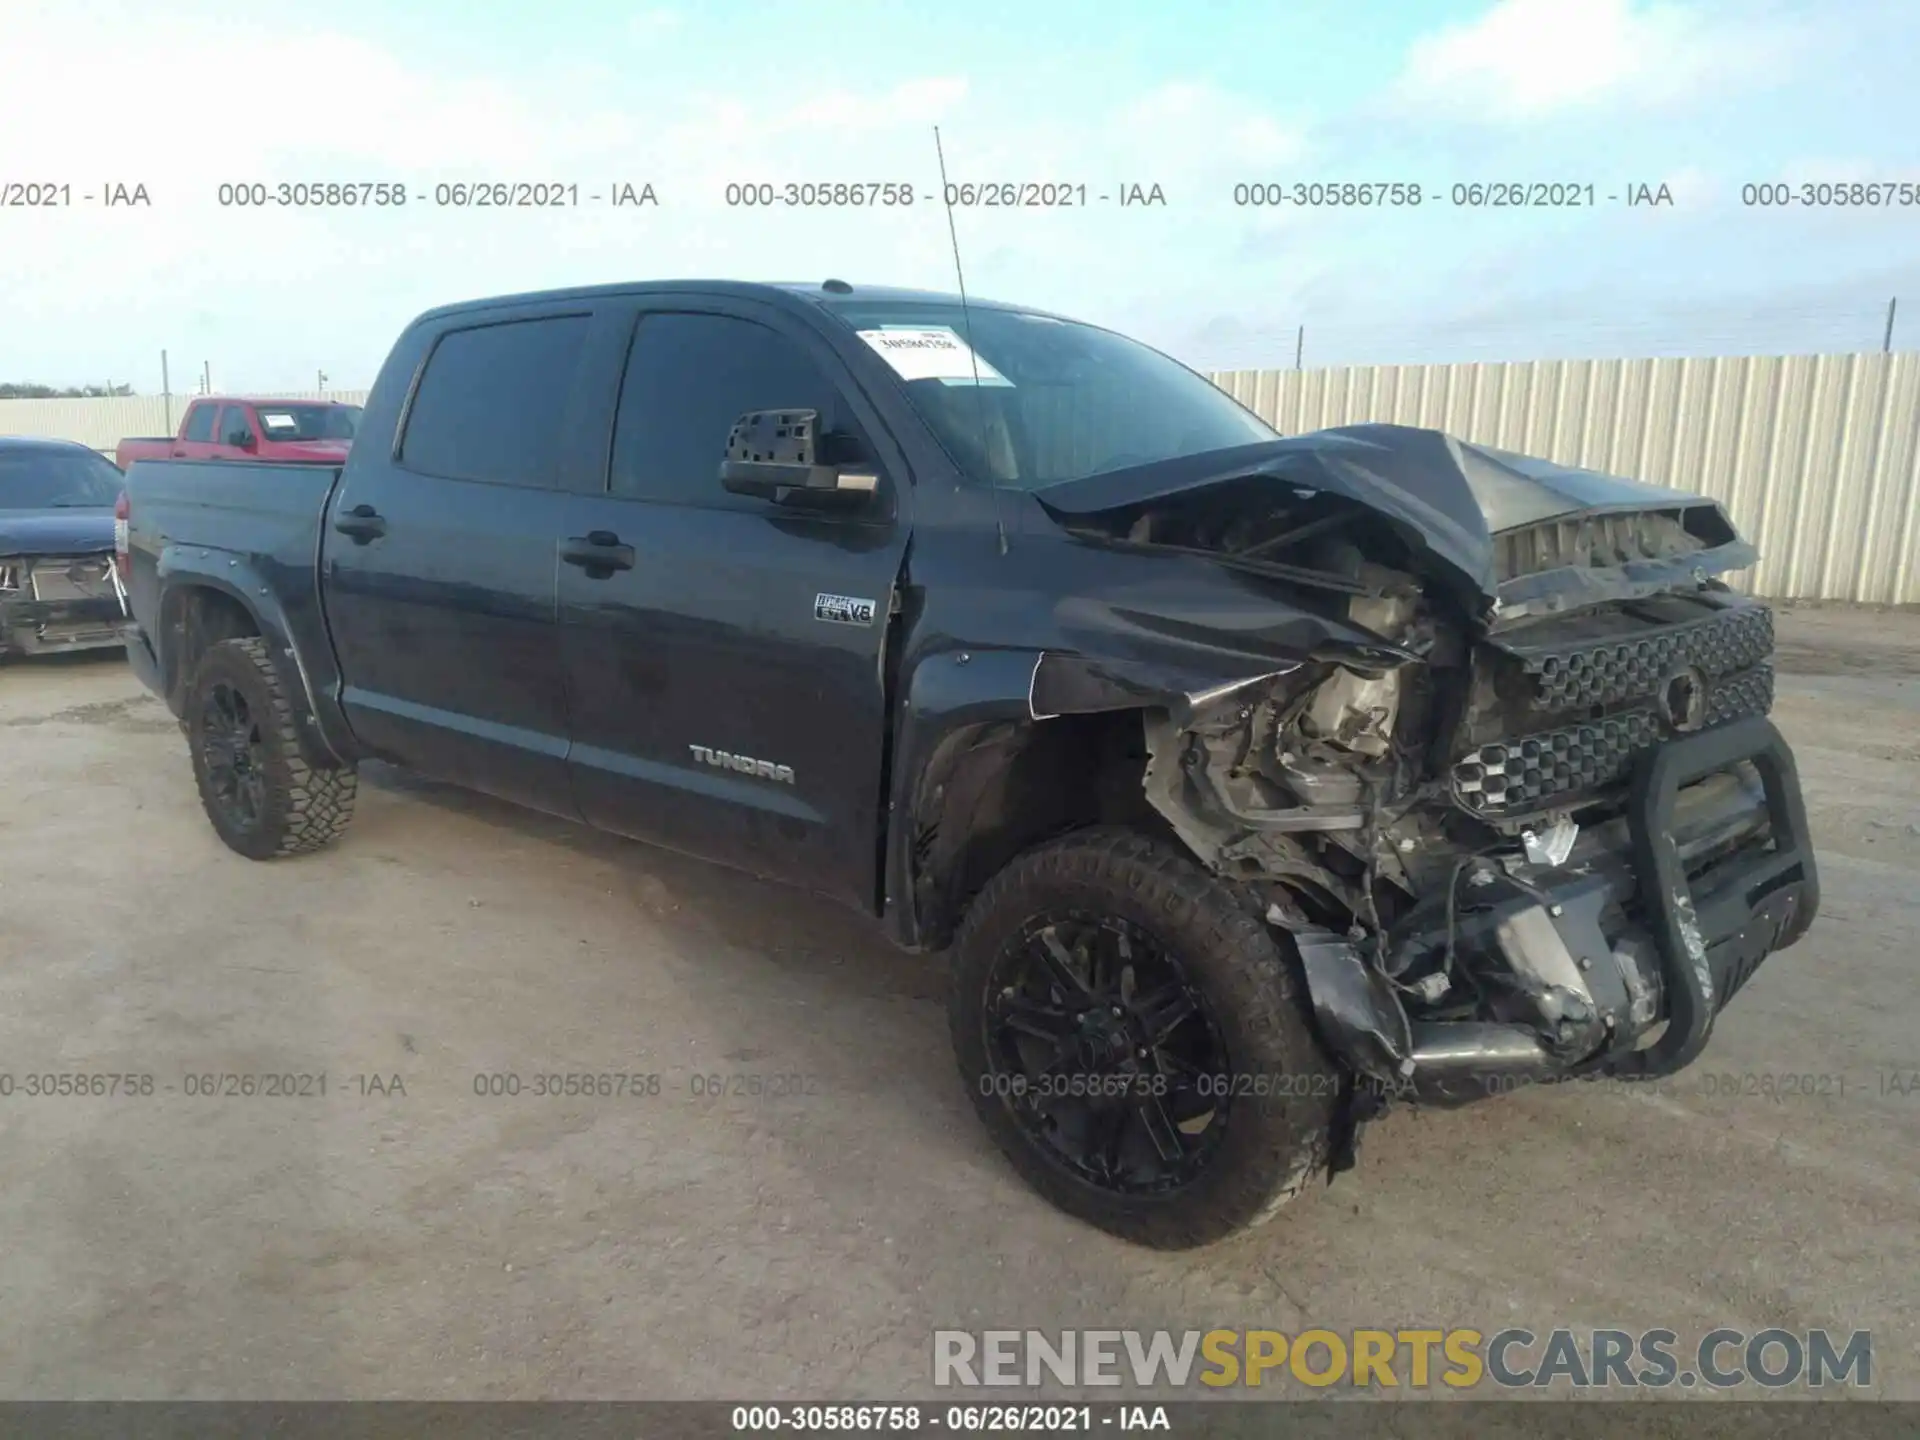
(213, 403), (256, 460)
(557, 300), (911, 907)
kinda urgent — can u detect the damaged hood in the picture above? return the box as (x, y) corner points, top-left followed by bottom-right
(1033, 423), (1752, 607)
(0, 508), (115, 557)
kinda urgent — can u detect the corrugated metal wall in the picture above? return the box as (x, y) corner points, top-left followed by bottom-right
(1210, 353), (1920, 604)
(8, 353), (1919, 603)
(0, 391), (373, 455)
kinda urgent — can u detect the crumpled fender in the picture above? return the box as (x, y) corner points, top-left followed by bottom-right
(1028, 651), (1297, 728)
(881, 641), (1318, 950)
(878, 573), (1421, 946)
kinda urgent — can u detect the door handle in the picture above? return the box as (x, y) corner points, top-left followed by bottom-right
(560, 532), (636, 574)
(334, 502), (387, 543)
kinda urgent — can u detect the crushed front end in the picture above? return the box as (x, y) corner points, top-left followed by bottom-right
(1062, 430), (1821, 1140)
(0, 552), (130, 657)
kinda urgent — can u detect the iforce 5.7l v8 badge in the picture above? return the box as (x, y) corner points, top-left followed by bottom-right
(814, 593), (877, 626)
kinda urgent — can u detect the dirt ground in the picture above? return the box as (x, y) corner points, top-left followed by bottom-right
(0, 601), (1916, 1402)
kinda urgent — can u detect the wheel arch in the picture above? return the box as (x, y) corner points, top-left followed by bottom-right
(910, 709), (1178, 950)
(886, 647), (1194, 951)
(884, 645), (1301, 951)
(154, 562), (343, 769)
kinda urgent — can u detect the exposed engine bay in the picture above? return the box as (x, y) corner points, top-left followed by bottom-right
(1103, 468), (1818, 1151)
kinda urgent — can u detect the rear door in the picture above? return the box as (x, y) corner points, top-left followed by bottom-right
(322, 303), (608, 818)
(556, 298), (912, 906)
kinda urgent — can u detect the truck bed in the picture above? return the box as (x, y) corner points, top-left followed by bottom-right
(121, 458), (344, 717)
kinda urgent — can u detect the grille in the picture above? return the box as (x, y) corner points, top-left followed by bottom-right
(1510, 603), (1773, 711)
(1454, 709), (1664, 813)
(1705, 663), (1774, 727)
(1456, 591), (1778, 820)
(1453, 664), (1774, 817)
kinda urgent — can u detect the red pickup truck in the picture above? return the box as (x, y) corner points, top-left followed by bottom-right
(115, 397), (360, 470)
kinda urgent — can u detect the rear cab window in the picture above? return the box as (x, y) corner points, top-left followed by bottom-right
(181, 403), (216, 443)
(400, 314), (592, 487)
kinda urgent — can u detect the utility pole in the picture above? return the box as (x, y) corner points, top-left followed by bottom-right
(1885, 297), (1899, 354)
(161, 350), (172, 432)
(317, 369), (328, 397)
(1294, 325), (1304, 371)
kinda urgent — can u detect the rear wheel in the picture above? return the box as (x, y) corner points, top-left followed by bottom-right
(185, 636), (357, 859)
(950, 828), (1341, 1249)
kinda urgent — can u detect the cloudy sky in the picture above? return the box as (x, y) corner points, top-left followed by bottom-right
(1, 0), (1916, 391)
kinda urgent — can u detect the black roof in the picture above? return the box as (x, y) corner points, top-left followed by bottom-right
(412, 279), (1064, 327)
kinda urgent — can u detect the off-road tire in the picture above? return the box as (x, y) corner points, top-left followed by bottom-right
(950, 827), (1341, 1249)
(185, 636), (357, 860)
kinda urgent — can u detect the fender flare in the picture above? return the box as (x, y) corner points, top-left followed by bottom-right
(153, 545), (351, 769)
(882, 646), (1049, 950)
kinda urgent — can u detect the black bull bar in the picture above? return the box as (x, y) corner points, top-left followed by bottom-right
(1612, 713), (1818, 1077)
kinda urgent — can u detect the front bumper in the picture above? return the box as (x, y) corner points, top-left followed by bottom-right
(0, 595), (131, 657)
(1310, 717), (1818, 1105)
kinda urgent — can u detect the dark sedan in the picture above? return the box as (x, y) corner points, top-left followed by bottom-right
(0, 438), (130, 659)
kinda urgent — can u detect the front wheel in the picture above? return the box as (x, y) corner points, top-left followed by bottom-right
(950, 828), (1342, 1249)
(185, 636), (357, 859)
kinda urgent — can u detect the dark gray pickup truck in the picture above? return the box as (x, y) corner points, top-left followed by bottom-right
(120, 279), (1818, 1248)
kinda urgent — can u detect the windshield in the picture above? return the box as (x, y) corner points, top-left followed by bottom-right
(0, 449), (125, 508)
(253, 403), (360, 442)
(823, 301), (1276, 490)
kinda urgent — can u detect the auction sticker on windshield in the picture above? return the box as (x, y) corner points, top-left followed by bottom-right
(856, 327), (1012, 386)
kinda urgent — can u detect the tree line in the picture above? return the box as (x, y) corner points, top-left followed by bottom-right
(0, 383), (135, 399)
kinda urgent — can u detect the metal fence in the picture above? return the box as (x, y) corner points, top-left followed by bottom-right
(1210, 352), (1920, 605)
(0, 391), (372, 456)
(6, 353), (1919, 604)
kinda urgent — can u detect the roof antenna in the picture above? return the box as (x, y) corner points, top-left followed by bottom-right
(933, 125), (1008, 556)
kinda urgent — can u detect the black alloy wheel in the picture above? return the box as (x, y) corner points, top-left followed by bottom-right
(950, 828), (1342, 1249)
(197, 679), (269, 834)
(184, 636), (359, 859)
(982, 909), (1232, 1196)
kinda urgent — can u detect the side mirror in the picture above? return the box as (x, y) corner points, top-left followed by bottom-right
(719, 409), (876, 509)
(229, 430), (256, 450)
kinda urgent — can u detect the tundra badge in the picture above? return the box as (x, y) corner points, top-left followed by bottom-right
(689, 745), (796, 785)
(814, 592), (877, 626)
